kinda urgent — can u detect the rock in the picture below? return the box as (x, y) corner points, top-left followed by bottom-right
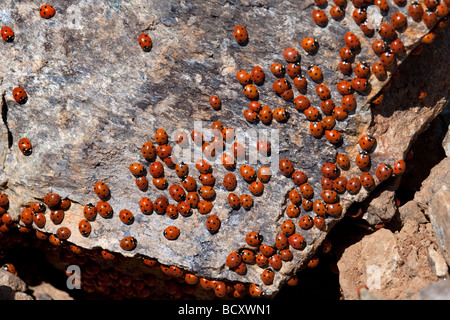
(398, 200), (428, 225)
(428, 185), (450, 267)
(0, 268), (29, 300)
(0, 0), (448, 298)
(29, 282), (74, 300)
(416, 279), (450, 300)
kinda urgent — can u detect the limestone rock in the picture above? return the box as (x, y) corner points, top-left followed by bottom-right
(0, 268), (29, 300)
(0, 0), (448, 297)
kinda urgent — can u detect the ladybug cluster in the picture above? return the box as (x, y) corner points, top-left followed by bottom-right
(1, 0), (448, 300)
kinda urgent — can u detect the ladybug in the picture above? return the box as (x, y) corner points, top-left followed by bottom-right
(372, 40), (386, 55)
(1, 26), (14, 42)
(258, 165), (272, 183)
(249, 181), (264, 196)
(56, 226), (71, 240)
(268, 254), (282, 270)
(48, 234), (62, 246)
(299, 182), (314, 199)
(346, 177), (362, 194)
(240, 194), (253, 210)
(138, 33), (152, 52)
(18, 138), (32, 156)
(191, 130), (204, 146)
(164, 226), (180, 240)
(288, 233), (305, 250)
(354, 62), (370, 78)
(244, 109), (258, 123)
(393, 159), (406, 175)
(323, 116), (336, 130)
(78, 219), (91, 237)
(166, 204), (178, 219)
(236, 70), (252, 86)
(44, 193), (61, 208)
(180, 177), (197, 193)
(129, 162), (145, 176)
(156, 144), (172, 159)
(177, 201), (192, 217)
(313, 199), (327, 216)
(261, 268), (275, 285)
(249, 283), (262, 297)
(301, 37), (318, 52)
(422, 32), (436, 45)
(316, 84), (331, 100)
(0, 194), (8, 208)
(30, 202), (45, 213)
(174, 162), (189, 179)
(293, 75), (308, 91)
(197, 200), (213, 214)
(257, 141), (271, 156)
(299, 215), (314, 230)
(288, 190), (302, 205)
(50, 209), (64, 224)
(222, 173), (237, 191)
(94, 181), (110, 200)
(321, 162), (339, 179)
(149, 161), (164, 177)
(376, 163), (393, 181)
(185, 191), (200, 209)
(330, 5), (345, 19)
(12, 87), (28, 104)
(303, 106), (319, 121)
(339, 46), (355, 61)
(169, 184), (186, 202)
(256, 253), (269, 267)
(391, 12), (407, 29)
(326, 202), (343, 217)
(372, 62), (386, 80)
(20, 208), (34, 225)
(310, 121), (324, 138)
(312, 9), (328, 26)
(273, 107), (289, 121)
(360, 21), (375, 37)
(320, 189), (339, 204)
(423, 10), (438, 28)
(154, 196), (169, 214)
(251, 66), (265, 85)
(333, 178), (347, 195)
(97, 201), (113, 218)
(243, 84), (259, 100)
(279, 158), (294, 176)
(233, 25), (248, 44)
(339, 60), (352, 75)
(281, 219), (296, 236)
(320, 99), (335, 114)
(136, 176), (149, 190)
(40, 4), (56, 19)
(307, 65), (323, 82)
(228, 193), (241, 210)
(141, 141), (157, 161)
(336, 80), (353, 95)
(336, 153), (350, 170)
(436, 4), (449, 18)
(294, 95), (311, 111)
(345, 33), (360, 51)
(286, 62), (301, 78)
(286, 204), (300, 218)
(184, 273), (199, 285)
(240, 165), (256, 182)
(33, 212), (46, 228)
(378, 24), (396, 40)
(360, 171), (375, 190)
(352, 7), (367, 24)
(270, 63), (286, 77)
(199, 186), (215, 200)
(209, 95), (221, 110)
(119, 209), (134, 225)
(325, 130), (341, 145)
(226, 251), (242, 268)
(375, 0), (389, 11)
(282, 47), (300, 63)
(291, 171), (308, 186)
(101, 250), (115, 261)
(272, 78), (290, 95)
(380, 51), (396, 67)
(322, 177), (333, 190)
(359, 134), (376, 151)
(356, 151), (371, 170)
(120, 236), (137, 251)
(211, 120), (224, 134)
(351, 77), (368, 92)
(424, 0), (439, 10)
(222, 154), (236, 171)
(206, 214), (221, 234)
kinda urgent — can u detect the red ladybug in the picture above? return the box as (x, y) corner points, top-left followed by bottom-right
(299, 215), (314, 230)
(339, 60), (352, 75)
(40, 4), (56, 19)
(299, 182), (314, 199)
(288, 190), (302, 205)
(286, 204), (300, 218)
(346, 177), (362, 194)
(375, 163), (393, 181)
(50, 209), (64, 224)
(330, 5), (345, 19)
(337, 80), (353, 95)
(119, 209), (134, 225)
(372, 62), (387, 80)
(164, 226), (180, 240)
(351, 77), (368, 92)
(233, 25), (248, 44)
(339, 46), (355, 61)
(316, 84), (331, 100)
(1, 26), (14, 42)
(393, 159), (406, 175)
(288, 233), (305, 250)
(226, 252), (242, 269)
(282, 47), (300, 63)
(56, 226), (71, 240)
(169, 184), (186, 202)
(307, 65), (323, 82)
(251, 66), (265, 85)
(293, 75), (308, 91)
(325, 129), (342, 144)
(391, 12), (407, 29)
(336, 153), (350, 170)
(258, 165), (272, 183)
(310, 121), (324, 138)
(313, 200), (327, 216)
(353, 7), (367, 24)
(120, 236), (137, 251)
(78, 219), (91, 237)
(344, 32), (360, 50)
(312, 9), (328, 26)
(281, 219), (296, 236)
(261, 268), (275, 285)
(44, 193), (61, 208)
(320, 189), (339, 204)
(301, 37), (318, 52)
(136, 176), (149, 191)
(294, 95), (311, 111)
(227, 193), (240, 210)
(279, 159), (294, 176)
(236, 70), (252, 86)
(408, 1), (424, 20)
(129, 162), (145, 176)
(153, 196), (169, 215)
(199, 186), (215, 200)
(314, 216), (326, 229)
(141, 141), (156, 161)
(270, 63), (286, 77)
(18, 138), (32, 156)
(354, 62), (370, 78)
(372, 40), (386, 55)
(138, 33), (152, 52)
(12, 87), (28, 104)
(321, 162), (339, 179)
(82, 203), (96, 221)
(378, 24), (396, 40)
(375, 0), (389, 11)
(206, 214), (221, 234)
(380, 51), (396, 67)
(240, 165), (256, 182)
(423, 10), (438, 28)
(240, 194), (253, 211)
(97, 201), (113, 218)
(360, 172), (375, 190)
(165, 204), (178, 219)
(286, 62), (301, 78)
(243, 84), (259, 100)
(320, 99), (335, 114)
(20, 208), (34, 225)
(94, 181), (110, 200)
(356, 151), (371, 170)
(304, 106), (320, 121)
(359, 134), (376, 151)
(198, 200), (213, 215)
(209, 95), (221, 110)
(424, 0), (439, 10)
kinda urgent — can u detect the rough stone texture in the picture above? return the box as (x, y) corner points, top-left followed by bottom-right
(0, 0), (448, 297)
(0, 268), (30, 300)
(29, 282), (74, 300)
(416, 279), (450, 300)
